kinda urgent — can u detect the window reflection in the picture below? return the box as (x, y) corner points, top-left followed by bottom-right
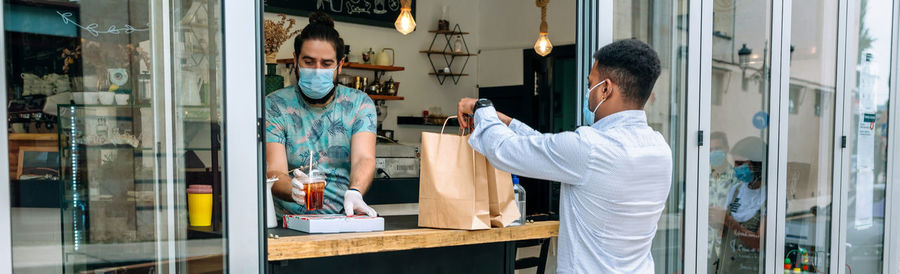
(613, 0), (689, 272)
(845, 0), (893, 272)
(783, 0), (838, 272)
(707, 0), (772, 272)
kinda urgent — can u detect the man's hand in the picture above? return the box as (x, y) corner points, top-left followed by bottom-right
(343, 189), (377, 216)
(290, 169), (315, 206)
(457, 97), (478, 129)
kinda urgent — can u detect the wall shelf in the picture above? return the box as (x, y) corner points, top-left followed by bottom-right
(397, 116), (459, 127)
(275, 59), (405, 71)
(419, 50), (477, 57)
(422, 24), (473, 85)
(428, 73), (469, 77)
(369, 95), (404, 101)
(275, 60), (404, 83)
(428, 30), (470, 35)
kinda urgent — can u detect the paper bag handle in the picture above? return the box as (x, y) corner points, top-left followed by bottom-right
(436, 116), (479, 198)
(441, 116), (468, 136)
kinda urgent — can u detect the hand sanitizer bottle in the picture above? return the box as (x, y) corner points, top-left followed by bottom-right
(512, 175), (526, 226)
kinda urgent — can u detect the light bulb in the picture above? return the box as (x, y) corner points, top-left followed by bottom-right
(534, 33), (553, 56)
(395, 7), (416, 35)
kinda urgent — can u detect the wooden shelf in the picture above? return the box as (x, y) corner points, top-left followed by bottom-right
(397, 116), (458, 127)
(428, 30), (471, 35)
(8, 133), (57, 141)
(344, 62), (405, 71)
(420, 50), (477, 57)
(274, 59), (405, 71)
(368, 95), (404, 101)
(428, 73), (469, 77)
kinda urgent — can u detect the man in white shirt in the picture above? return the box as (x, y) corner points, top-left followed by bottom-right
(457, 39), (672, 273)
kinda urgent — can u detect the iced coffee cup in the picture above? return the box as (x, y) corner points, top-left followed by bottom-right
(303, 170), (326, 211)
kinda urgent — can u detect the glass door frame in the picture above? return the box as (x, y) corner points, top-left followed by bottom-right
(695, 0), (789, 272)
(595, 0), (706, 273)
(598, 0), (900, 273)
(222, 0), (265, 273)
(886, 2), (900, 273)
(835, 0), (900, 273)
(0, 0), (11, 271)
(0, 0), (265, 272)
(838, 0), (900, 273)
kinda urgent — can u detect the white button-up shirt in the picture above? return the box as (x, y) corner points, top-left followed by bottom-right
(468, 107), (673, 274)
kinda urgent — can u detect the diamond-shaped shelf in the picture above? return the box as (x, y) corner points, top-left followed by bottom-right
(421, 24), (476, 85)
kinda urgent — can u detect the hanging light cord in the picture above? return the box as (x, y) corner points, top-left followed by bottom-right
(536, 0), (549, 34)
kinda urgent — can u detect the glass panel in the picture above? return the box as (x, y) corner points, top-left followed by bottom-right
(613, 0), (689, 272)
(845, 0), (893, 272)
(706, 0), (772, 273)
(783, 0), (839, 272)
(4, 0), (226, 272)
(172, 0), (225, 271)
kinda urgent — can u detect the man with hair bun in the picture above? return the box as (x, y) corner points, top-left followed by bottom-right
(265, 11), (378, 218)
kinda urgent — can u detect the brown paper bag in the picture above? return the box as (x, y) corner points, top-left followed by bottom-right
(418, 117), (490, 230)
(480, 155), (520, 227)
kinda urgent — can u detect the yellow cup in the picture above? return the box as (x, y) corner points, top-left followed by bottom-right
(187, 185), (213, 226)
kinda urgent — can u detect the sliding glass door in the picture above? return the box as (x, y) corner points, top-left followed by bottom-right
(781, 0), (840, 272)
(612, 0), (691, 273)
(840, 0), (896, 273)
(2, 0), (262, 273)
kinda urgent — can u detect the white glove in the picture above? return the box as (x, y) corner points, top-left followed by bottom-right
(290, 169), (315, 206)
(343, 189), (377, 217)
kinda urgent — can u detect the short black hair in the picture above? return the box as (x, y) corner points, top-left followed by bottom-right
(592, 39), (661, 107)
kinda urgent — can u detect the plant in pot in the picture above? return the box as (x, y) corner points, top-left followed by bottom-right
(264, 14), (301, 95)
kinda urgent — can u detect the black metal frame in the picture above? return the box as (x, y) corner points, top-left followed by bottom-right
(423, 24), (471, 85)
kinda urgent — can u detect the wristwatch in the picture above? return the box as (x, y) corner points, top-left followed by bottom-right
(472, 98), (493, 113)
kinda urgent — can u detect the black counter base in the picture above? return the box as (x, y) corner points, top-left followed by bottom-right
(268, 242), (517, 274)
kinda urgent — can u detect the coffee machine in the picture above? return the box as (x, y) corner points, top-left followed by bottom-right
(375, 101), (395, 142)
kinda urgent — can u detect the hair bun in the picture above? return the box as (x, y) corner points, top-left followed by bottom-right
(308, 11), (335, 28)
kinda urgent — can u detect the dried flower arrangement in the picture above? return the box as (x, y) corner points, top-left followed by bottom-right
(61, 45), (82, 73)
(264, 14), (301, 63)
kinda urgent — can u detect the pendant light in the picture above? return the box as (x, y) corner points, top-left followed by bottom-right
(534, 0), (553, 56)
(395, 0), (416, 35)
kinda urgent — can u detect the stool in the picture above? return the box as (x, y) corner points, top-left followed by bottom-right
(514, 238), (551, 274)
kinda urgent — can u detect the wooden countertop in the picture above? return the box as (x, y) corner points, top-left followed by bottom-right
(267, 219), (559, 261)
(9, 133), (58, 141)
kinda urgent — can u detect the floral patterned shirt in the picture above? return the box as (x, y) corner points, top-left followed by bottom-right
(266, 85), (376, 216)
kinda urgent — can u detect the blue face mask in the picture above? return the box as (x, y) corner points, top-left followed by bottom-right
(734, 164), (756, 183)
(298, 67), (336, 99)
(582, 80), (606, 125)
(710, 150), (727, 167)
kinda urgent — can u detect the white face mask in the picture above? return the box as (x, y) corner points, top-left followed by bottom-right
(582, 80), (606, 125)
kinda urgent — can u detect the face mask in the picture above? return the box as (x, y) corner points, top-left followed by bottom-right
(734, 164), (755, 183)
(582, 80), (606, 125)
(298, 67), (336, 99)
(710, 150), (727, 167)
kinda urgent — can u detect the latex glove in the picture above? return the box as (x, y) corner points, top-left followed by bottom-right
(343, 189), (377, 217)
(290, 169), (309, 206)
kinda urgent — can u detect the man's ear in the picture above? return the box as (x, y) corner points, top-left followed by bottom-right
(336, 58), (344, 76)
(602, 79), (615, 99)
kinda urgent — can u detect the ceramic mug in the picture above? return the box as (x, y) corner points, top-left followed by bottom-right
(98, 92), (116, 105)
(115, 94), (130, 105)
(73, 93), (86, 104)
(83, 92), (100, 104)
